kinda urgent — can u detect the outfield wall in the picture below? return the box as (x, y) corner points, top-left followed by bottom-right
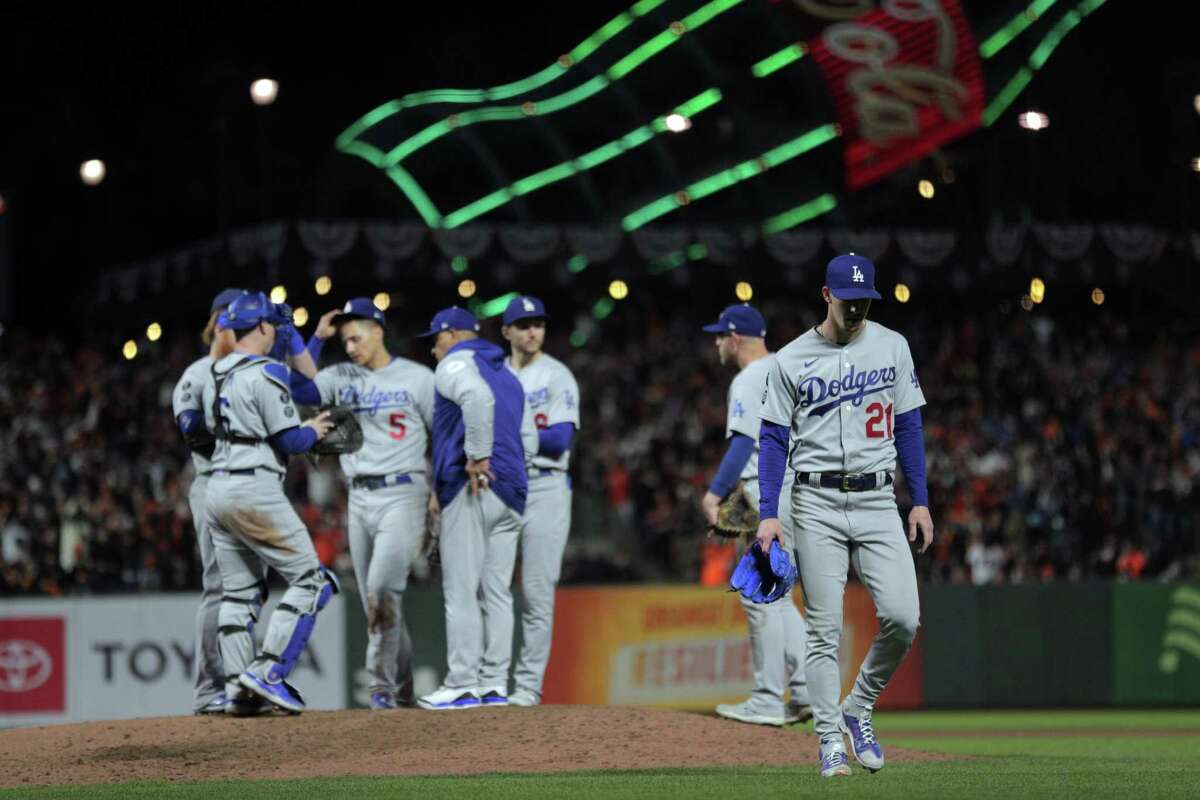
(4, 583), (1197, 726)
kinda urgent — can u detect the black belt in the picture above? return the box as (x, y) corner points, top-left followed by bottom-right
(210, 467), (282, 480)
(351, 473), (414, 491)
(796, 471), (893, 492)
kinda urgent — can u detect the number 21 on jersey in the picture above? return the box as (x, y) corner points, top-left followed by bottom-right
(865, 402), (893, 439)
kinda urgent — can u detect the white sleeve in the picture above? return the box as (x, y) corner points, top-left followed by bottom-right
(727, 372), (763, 440)
(759, 356), (797, 428)
(435, 356), (494, 460)
(893, 338), (927, 416)
(546, 365), (581, 429)
(313, 367), (340, 406)
(417, 368), (436, 431)
(171, 366), (202, 419)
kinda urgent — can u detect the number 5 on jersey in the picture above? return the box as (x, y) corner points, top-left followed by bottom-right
(389, 412), (407, 441)
(865, 402), (893, 439)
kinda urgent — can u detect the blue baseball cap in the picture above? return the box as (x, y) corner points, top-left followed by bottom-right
(210, 288), (245, 314)
(223, 292), (292, 330)
(332, 297), (387, 327)
(502, 295), (549, 326)
(702, 304), (767, 337)
(826, 253), (882, 300)
(416, 306), (480, 338)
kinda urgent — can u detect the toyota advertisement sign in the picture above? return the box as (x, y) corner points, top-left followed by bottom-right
(0, 595), (346, 727)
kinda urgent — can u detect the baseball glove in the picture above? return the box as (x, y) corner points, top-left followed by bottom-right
(730, 540), (797, 604)
(708, 481), (759, 539)
(299, 404), (364, 455)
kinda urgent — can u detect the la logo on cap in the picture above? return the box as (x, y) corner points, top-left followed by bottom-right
(522, 298), (535, 312)
(344, 301), (353, 312)
(852, 265), (864, 283)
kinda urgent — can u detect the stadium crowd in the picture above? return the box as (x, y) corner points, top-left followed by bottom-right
(2, 297), (1197, 595)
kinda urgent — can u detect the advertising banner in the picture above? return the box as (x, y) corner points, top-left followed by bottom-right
(1113, 583), (1200, 705)
(0, 593), (346, 728)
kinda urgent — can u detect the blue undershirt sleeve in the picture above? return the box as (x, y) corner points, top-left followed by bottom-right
(708, 433), (755, 498)
(269, 425), (318, 454)
(893, 408), (929, 506)
(537, 422), (574, 458)
(757, 421), (789, 520)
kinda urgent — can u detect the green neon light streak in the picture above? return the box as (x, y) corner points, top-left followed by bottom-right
(376, 0), (740, 169)
(761, 194), (838, 234)
(568, 254), (589, 273)
(440, 89), (724, 229)
(979, 0), (1058, 60)
(335, 0), (667, 151)
(451, 256), (469, 274)
(982, 0), (1105, 127)
(592, 297), (616, 319)
(621, 123), (838, 231)
(476, 291), (521, 319)
(751, 43), (807, 78)
(569, 329), (589, 347)
(385, 166), (441, 227)
(983, 67), (1033, 126)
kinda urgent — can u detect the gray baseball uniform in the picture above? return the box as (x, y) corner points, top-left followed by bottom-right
(202, 353), (330, 700)
(434, 347), (537, 694)
(726, 355), (808, 717)
(313, 358), (435, 703)
(760, 321), (925, 740)
(171, 355), (223, 713)
(507, 353), (580, 699)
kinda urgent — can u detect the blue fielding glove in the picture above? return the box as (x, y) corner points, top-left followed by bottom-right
(729, 540), (797, 604)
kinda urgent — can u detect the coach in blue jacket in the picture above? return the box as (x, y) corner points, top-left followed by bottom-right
(415, 306), (537, 710)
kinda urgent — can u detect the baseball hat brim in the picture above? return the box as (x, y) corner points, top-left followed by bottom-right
(332, 312), (384, 328)
(830, 287), (882, 301)
(701, 322), (729, 333)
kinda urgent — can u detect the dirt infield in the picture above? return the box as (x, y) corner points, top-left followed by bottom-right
(0, 706), (946, 788)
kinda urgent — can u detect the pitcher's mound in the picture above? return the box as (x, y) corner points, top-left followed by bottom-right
(0, 706), (945, 787)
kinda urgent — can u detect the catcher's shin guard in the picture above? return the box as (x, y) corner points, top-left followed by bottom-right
(218, 579), (268, 695)
(260, 567), (339, 683)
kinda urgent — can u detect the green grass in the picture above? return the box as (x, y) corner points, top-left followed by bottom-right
(4, 710), (1198, 800)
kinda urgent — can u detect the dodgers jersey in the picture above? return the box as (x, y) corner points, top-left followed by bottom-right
(313, 358), (435, 479)
(506, 353), (581, 472)
(172, 355), (216, 474)
(760, 321), (925, 475)
(726, 355), (774, 484)
(203, 353), (300, 475)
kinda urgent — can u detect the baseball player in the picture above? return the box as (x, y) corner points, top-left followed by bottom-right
(172, 287), (243, 715)
(416, 306), (537, 710)
(699, 304), (810, 727)
(200, 291), (340, 715)
(756, 254), (933, 777)
(500, 295), (580, 707)
(290, 297), (435, 710)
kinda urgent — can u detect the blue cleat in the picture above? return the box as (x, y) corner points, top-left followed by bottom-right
(840, 707), (884, 772)
(194, 694), (229, 715)
(819, 740), (852, 777)
(370, 690), (398, 710)
(417, 686), (481, 710)
(239, 670), (306, 715)
(477, 689), (508, 707)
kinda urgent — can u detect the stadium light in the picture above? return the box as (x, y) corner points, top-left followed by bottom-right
(664, 113), (692, 133)
(1194, 94), (1200, 115)
(373, 292), (391, 311)
(1018, 111), (1049, 131)
(293, 307), (309, 326)
(269, 285), (287, 303)
(1191, 157), (1200, 173)
(451, 256), (469, 274)
(458, 279), (477, 298)
(251, 78), (279, 106)
(918, 179), (935, 199)
(608, 280), (629, 300)
(1091, 287), (1105, 306)
(735, 281), (753, 301)
(314, 276), (332, 296)
(146, 323), (162, 342)
(1030, 277), (1046, 304)
(895, 284), (911, 303)
(122, 340), (138, 360)
(1020, 294), (1034, 311)
(80, 159), (106, 186)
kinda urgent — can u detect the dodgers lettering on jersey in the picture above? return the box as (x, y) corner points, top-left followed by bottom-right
(172, 355), (216, 474)
(760, 321), (925, 475)
(726, 355), (774, 483)
(314, 358), (435, 479)
(203, 354), (300, 474)
(507, 353), (581, 471)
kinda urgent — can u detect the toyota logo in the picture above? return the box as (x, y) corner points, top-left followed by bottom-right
(0, 639), (54, 692)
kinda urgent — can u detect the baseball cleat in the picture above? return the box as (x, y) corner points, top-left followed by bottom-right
(369, 690), (398, 710)
(417, 686), (482, 710)
(508, 688), (540, 707)
(477, 689), (508, 707)
(840, 707), (884, 772)
(785, 701), (814, 724)
(715, 700), (787, 726)
(225, 690), (273, 717)
(239, 671), (306, 714)
(194, 694), (229, 715)
(819, 740), (852, 778)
